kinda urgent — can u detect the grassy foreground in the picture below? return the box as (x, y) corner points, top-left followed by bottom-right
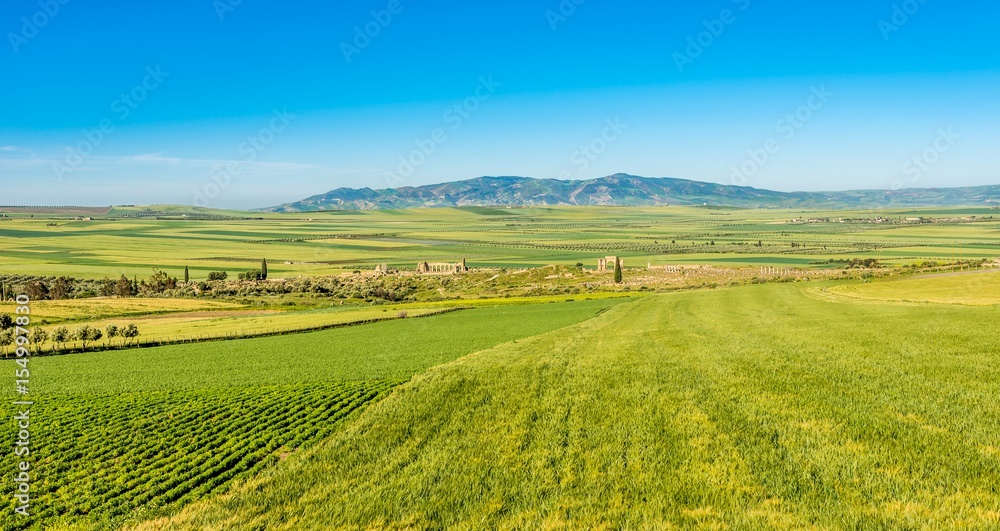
(1, 299), (624, 530)
(141, 282), (1000, 529)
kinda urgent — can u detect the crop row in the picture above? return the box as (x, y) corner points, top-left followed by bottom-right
(0, 381), (396, 529)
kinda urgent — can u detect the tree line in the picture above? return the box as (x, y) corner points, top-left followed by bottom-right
(1, 258), (269, 301)
(0, 316), (140, 356)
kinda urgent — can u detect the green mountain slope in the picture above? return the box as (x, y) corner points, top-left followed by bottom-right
(264, 174), (1000, 211)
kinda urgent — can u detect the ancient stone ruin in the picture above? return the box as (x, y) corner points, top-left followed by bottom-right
(416, 258), (468, 275)
(597, 256), (622, 271)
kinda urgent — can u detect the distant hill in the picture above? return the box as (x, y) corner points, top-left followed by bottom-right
(261, 174), (1000, 211)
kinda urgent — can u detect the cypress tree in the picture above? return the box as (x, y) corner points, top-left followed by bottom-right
(184, 265), (190, 283)
(261, 258), (268, 280)
(614, 258), (623, 284)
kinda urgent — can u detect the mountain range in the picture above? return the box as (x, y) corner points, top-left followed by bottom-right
(262, 174), (1000, 212)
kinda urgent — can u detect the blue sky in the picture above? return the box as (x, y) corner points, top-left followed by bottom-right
(1, 0), (998, 208)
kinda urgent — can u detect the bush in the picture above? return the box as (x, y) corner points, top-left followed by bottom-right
(208, 271), (228, 281)
(238, 270), (265, 281)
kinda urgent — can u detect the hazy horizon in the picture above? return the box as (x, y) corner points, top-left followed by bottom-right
(4, 172), (1000, 211)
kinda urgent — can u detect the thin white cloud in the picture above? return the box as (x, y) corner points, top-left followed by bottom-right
(110, 153), (317, 172)
(0, 147), (46, 169)
(119, 153), (184, 164)
(1, 149), (375, 192)
(0, 146), (40, 164)
(0, 159), (49, 169)
(0, 146), (35, 155)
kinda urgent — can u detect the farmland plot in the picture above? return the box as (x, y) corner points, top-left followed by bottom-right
(0, 299), (623, 529)
(143, 282), (1000, 529)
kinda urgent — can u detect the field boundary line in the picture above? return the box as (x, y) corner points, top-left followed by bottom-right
(16, 307), (472, 358)
(403, 296), (640, 378)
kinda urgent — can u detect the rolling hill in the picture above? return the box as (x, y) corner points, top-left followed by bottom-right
(262, 174), (1000, 211)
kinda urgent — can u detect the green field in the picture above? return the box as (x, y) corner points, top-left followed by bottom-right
(820, 270), (1000, 306)
(2, 206), (998, 279)
(135, 280), (1000, 529)
(29, 305), (451, 352)
(28, 298), (245, 323)
(0, 299), (624, 530)
(2, 206), (999, 529)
